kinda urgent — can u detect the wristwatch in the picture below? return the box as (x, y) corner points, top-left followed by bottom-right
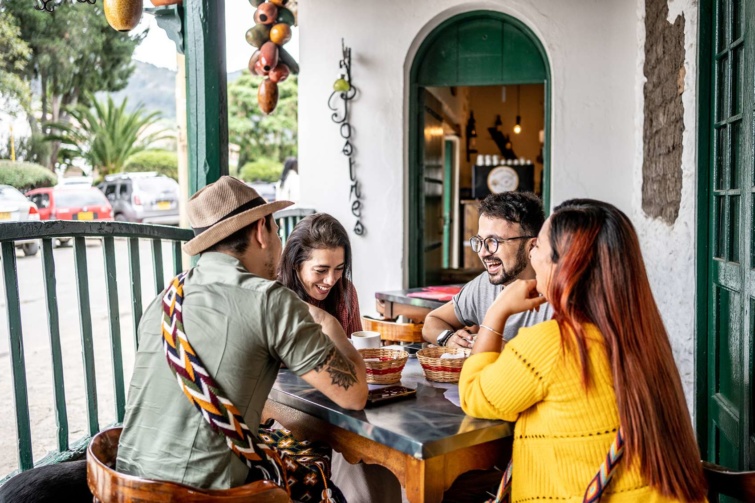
(436, 329), (454, 347)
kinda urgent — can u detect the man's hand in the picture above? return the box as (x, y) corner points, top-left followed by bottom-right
(422, 301), (464, 345)
(445, 328), (477, 349)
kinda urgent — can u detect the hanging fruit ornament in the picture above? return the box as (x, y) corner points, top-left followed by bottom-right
(245, 24), (271, 48)
(275, 6), (295, 25)
(258, 79), (279, 115)
(269, 63), (290, 83)
(333, 74), (350, 93)
(104, 0), (143, 32)
(269, 23), (292, 45)
(254, 3), (278, 25)
(259, 41), (279, 73)
(247, 0), (299, 114)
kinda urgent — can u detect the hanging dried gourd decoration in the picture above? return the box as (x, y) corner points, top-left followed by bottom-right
(104, 0), (143, 32)
(246, 0), (299, 114)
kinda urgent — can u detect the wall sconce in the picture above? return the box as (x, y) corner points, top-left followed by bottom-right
(494, 114), (503, 130)
(513, 85), (522, 135)
(466, 111), (478, 162)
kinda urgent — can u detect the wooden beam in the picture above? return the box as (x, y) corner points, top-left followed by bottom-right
(184, 0), (229, 195)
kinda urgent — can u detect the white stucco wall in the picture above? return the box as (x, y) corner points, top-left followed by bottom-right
(299, 0), (698, 415)
(299, 0), (639, 309)
(632, 0), (699, 415)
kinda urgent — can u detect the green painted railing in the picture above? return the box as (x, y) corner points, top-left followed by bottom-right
(0, 208), (314, 483)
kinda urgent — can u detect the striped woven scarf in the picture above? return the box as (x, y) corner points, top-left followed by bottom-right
(161, 272), (285, 486)
(488, 427), (625, 503)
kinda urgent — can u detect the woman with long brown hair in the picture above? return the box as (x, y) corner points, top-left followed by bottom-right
(278, 213), (362, 336)
(460, 199), (707, 502)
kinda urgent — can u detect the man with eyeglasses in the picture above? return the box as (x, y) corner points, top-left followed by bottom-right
(422, 191), (553, 349)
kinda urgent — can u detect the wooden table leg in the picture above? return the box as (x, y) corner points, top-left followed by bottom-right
(262, 400), (509, 503)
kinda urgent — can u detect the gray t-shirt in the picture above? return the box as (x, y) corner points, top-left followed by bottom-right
(453, 271), (553, 341)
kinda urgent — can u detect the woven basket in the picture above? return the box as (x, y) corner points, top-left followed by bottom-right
(361, 316), (424, 344)
(417, 347), (471, 383)
(358, 348), (409, 385)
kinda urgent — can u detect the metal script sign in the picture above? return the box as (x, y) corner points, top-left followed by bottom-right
(327, 40), (364, 236)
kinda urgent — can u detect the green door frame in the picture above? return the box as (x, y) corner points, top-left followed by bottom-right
(183, 0), (229, 196)
(696, 0), (755, 469)
(408, 10), (552, 287)
(443, 139), (454, 269)
(695, 0), (713, 460)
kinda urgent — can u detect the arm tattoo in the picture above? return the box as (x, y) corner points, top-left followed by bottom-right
(314, 347), (358, 390)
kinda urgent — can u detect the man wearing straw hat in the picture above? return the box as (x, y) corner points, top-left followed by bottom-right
(116, 176), (368, 491)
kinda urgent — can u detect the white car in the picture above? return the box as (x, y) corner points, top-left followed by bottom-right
(0, 184), (41, 256)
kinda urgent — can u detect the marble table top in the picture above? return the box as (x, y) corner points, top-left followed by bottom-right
(374, 287), (454, 310)
(270, 358), (512, 459)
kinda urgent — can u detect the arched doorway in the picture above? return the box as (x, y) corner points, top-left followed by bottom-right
(408, 11), (551, 287)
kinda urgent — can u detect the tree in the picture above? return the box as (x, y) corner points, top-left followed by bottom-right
(239, 158), (282, 183)
(228, 72), (297, 170)
(2, 0), (145, 167)
(124, 149), (178, 180)
(47, 93), (171, 177)
(0, 12), (31, 116)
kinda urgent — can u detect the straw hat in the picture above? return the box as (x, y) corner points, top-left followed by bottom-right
(182, 176), (293, 256)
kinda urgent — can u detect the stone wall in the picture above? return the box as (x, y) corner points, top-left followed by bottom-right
(642, 0), (686, 224)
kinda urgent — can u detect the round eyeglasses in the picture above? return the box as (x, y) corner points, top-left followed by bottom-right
(470, 235), (535, 254)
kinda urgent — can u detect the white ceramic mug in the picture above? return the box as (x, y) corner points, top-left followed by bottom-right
(350, 331), (381, 350)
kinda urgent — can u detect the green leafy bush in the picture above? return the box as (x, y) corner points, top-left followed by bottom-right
(124, 149), (178, 180)
(239, 158), (282, 183)
(0, 160), (57, 191)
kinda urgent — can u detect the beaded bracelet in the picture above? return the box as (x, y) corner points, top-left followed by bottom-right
(480, 324), (502, 336)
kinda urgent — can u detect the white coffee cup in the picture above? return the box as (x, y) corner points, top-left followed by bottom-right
(350, 331), (381, 350)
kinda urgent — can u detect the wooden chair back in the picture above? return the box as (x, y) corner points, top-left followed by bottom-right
(86, 427), (290, 503)
(703, 461), (755, 502)
(362, 316), (424, 344)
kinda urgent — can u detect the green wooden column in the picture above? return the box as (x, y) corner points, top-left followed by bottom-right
(184, 0), (229, 195)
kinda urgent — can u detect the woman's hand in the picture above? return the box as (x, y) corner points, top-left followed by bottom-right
(491, 279), (547, 319)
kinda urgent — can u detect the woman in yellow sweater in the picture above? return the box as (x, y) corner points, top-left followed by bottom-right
(459, 199), (707, 503)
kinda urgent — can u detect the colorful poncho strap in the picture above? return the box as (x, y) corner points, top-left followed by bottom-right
(161, 271), (285, 486)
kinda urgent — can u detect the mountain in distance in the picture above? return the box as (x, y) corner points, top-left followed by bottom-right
(105, 61), (245, 122)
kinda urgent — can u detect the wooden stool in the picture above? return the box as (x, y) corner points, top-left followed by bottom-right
(86, 427), (290, 502)
(362, 316), (424, 344)
(703, 461), (755, 502)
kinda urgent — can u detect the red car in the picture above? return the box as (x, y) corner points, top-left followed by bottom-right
(26, 187), (113, 222)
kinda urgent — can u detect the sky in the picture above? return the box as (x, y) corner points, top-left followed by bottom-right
(133, 0), (299, 72)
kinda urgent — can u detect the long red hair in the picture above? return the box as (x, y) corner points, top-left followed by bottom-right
(547, 199), (706, 502)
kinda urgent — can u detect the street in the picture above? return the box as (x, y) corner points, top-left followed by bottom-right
(0, 238), (179, 476)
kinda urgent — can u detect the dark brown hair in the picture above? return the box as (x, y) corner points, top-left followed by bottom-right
(479, 191), (545, 237)
(206, 214), (273, 255)
(547, 198), (706, 501)
(278, 213), (353, 316)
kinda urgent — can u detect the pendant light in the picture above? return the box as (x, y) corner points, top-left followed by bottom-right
(513, 85), (522, 135)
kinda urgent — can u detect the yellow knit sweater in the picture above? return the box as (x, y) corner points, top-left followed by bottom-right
(460, 320), (696, 503)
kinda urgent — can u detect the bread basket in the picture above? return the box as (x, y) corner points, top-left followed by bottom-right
(417, 347), (470, 383)
(358, 348), (409, 385)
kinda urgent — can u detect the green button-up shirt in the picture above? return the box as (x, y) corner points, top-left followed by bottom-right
(116, 252), (334, 489)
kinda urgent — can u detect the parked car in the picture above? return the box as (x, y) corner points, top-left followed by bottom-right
(246, 181), (276, 202)
(0, 184), (40, 256)
(57, 176), (93, 187)
(26, 187), (113, 223)
(97, 172), (180, 225)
